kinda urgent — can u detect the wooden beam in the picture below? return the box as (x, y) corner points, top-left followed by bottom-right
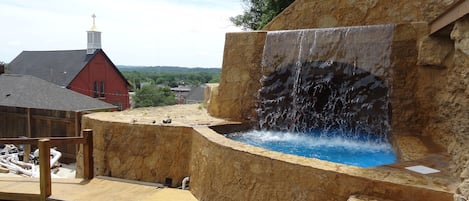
(82, 129), (94, 180)
(0, 137), (85, 145)
(430, 0), (469, 35)
(39, 139), (51, 201)
(0, 111), (75, 123)
(0, 192), (40, 201)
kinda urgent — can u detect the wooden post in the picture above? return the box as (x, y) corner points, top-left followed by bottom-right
(39, 139), (51, 201)
(24, 108), (32, 162)
(74, 112), (82, 163)
(74, 112), (81, 137)
(82, 129), (94, 180)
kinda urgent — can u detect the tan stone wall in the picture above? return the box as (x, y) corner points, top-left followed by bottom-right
(209, 31), (266, 121)
(446, 17), (469, 201)
(74, 113), (454, 201)
(213, 23), (429, 135)
(263, 0), (454, 30)
(387, 23), (428, 135)
(190, 127), (452, 201)
(77, 116), (193, 187)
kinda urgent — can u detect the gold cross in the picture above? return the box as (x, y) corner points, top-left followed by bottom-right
(91, 13), (97, 31)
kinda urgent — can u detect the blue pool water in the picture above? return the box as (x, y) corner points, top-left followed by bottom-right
(227, 130), (396, 168)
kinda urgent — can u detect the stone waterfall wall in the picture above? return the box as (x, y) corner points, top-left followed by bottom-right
(211, 23), (429, 135)
(263, 0), (454, 30)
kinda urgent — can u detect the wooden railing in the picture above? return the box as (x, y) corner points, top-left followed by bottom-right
(0, 129), (94, 201)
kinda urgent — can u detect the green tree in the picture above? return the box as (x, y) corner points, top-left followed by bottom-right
(0, 61), (6, 73)
(133, 85), (176, 108)
(230, 0), (295, 30)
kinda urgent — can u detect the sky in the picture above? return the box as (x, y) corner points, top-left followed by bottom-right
(0, 0), (244, 67)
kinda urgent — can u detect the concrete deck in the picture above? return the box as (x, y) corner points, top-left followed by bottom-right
(0, 177), (198, 201)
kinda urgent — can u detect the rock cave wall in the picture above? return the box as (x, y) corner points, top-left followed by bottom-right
(446, 17), (469, 201)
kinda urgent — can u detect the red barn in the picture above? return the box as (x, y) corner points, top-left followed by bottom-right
(8, 15), (130, 110)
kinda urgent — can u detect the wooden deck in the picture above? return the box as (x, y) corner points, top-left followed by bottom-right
(0, 176), (198, 201)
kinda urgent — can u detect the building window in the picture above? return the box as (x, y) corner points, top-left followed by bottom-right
(100, 80), (105, 97)
(93, 81), (98, 98)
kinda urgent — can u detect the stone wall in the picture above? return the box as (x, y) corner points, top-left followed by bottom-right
(446, 17), (469, 201)
(388, 23), (430, 136)
(209, 1), (469, 200)
(190, 127), (452, 201)
(208, 32), (266, 121)
(76, 114), (454, 201)
(263, 0), (454, 30)
(211, 23), (429, 136)
(77, 117), (193, 187)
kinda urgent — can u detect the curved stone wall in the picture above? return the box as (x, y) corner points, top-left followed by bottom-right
(77, 113), (453, 201)
(190, 127), (453, 201)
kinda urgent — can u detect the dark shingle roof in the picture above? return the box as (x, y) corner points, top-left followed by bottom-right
(186, 86), (205, 102)
(0, 74), (116, 111)
(8, 50), (93, 87)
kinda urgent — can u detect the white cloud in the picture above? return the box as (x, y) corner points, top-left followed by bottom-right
(0, 0), (243, 67)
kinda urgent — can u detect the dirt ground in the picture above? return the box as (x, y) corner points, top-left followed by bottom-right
(86, 104), (229, 127)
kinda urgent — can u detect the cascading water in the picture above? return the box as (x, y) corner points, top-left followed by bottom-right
(227, 25), (397, 167)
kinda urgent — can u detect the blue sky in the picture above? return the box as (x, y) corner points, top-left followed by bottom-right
(0, 0), (244, 67)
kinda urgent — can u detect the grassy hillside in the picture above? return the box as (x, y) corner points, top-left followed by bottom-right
(117, 65), (221, 73)
(118, 65), (221, 90)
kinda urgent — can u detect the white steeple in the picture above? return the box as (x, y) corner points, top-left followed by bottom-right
(87, 14), (102, 54)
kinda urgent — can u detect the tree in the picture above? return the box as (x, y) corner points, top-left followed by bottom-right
(133, 85), (176, 108)
(0, 61), (6, 73)
(230, 0), (295, 30)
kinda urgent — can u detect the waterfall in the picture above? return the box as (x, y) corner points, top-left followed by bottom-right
(257, 24), (394, 139)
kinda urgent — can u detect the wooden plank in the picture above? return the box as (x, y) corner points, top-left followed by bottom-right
(0, 137), (85, 145)
(430, 0), (469, 35)
(0, 192), (40, 201)
(0, 177), (198, 201)
(0, 167), (9, 173)
(96, 176), (165, 188)
(39, 139), (51, 200)
(0, 111), (74, 123)
(82, 129), (94, 180)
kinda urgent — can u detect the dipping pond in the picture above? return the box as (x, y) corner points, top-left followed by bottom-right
(227, 130), (396, 168)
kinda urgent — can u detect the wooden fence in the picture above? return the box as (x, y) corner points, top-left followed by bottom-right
(0, 129), (94, 201)
(0, 106), (83, 162)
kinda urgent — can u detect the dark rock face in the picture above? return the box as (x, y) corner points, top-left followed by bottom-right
(257, 61), (390, 138)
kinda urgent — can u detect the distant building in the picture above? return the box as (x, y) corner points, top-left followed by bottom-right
(8, 14), (130, 110)
(0, 74), (117, 112)
(170, 86), (191, 104)
(170, 85), (206, 104)
(186, 85), (206, 104)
